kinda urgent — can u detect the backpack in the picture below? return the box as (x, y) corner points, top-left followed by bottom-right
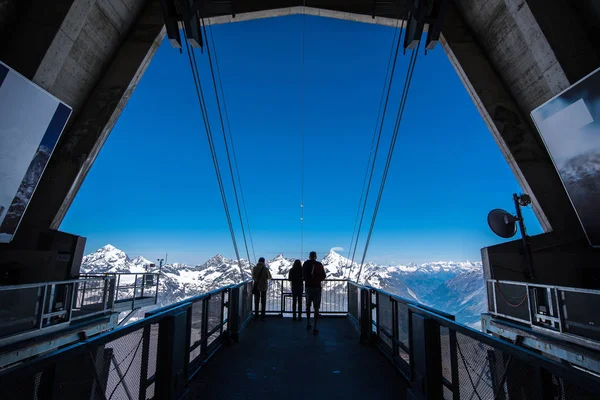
(305, 260), (325, 286)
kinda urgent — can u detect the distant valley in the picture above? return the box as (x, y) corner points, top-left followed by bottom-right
(82, 244), (486, 328)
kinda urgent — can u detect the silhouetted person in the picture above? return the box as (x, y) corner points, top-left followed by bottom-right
(252, 257), (272, 320)
(303, 251), (326, 334)
(288, 259), (304, 321)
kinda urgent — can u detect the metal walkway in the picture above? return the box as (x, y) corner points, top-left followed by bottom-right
(2, 280), (600, 399)
(193, 317), (405, 399)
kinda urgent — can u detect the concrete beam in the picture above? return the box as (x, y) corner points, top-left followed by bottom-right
(3, 0), (598, 252)
(5, 0), (165, 247)
(206, 6), (417, 29)
(441, 1), (594, 237)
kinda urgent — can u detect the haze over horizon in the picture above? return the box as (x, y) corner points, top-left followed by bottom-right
(61, 15), (542, 266)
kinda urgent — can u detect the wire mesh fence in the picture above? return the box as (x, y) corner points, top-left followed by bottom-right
(0, 281), (245, 400)
(2, 279), (600, 400)
(364, 284), (600, 399)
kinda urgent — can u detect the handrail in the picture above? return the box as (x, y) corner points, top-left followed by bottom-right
(0, 276), (113, 291)
(0, 302), (193, 377)
(2, 278), (599, 399)
(352, 281), (455, 320)
(407, 302), (600, 394)
(81, 272), (160, 277)
(488, 278), (600, 294)
(146, 283), (235, 316)
(269, 277), (348, 282)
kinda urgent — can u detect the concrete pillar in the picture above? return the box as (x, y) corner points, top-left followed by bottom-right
(0, 0), (165, 249)
(441, 1), (593, 238)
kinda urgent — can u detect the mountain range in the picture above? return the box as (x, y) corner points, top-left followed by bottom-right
(81, 244), (486, 327)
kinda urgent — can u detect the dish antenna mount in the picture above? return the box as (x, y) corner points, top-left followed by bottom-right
(487, 194), (535, 279)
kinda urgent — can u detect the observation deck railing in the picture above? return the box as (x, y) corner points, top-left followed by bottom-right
(1, 279), (599, 399)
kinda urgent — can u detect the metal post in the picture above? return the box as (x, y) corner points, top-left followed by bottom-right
(155, 259), (164, 305)
(156, 309), (190, 400)
(229, 285), (241, 342)
(347, 281), (350, 315)
(102, 278), (110, 312)
(139, 325), (151, 400)
(116, 274), (121, 302)
(48, 284), (57, 314)
(359, 288), (372, 344)
(38, 285), (48, 329)
(201, 297), (209, 357)
(67, 282), (77, 322)
(107, 276), (116, 310)
(132, 275), (138, 311)
(82, 280), (87, 306)
(220, 290), (226, 337)
(392, 300), (399, 359)
(449, 330), (460, 400)
(492, 281), (498, 314)
(514, 193), (535, 279)
(280, 280), (284, 316)
(409, 313), (443, 399)
(526, 284), (533, 324)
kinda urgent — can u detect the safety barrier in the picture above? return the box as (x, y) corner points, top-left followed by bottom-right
(350, 281), (600, 399)
(2, 279), (599, 399)
(486, 279), (600, 345)
(80, 272), (160, 313)
(0, 279), (253, 399)
(0, 276), (116, 347)
(264, 278), (348, 315)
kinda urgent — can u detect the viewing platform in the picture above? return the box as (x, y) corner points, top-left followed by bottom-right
(1, 280), (599, 399)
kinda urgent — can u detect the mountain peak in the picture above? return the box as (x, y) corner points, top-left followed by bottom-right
(101, 244), (118, 251)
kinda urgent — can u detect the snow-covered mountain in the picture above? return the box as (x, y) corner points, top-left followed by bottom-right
(81, 244), (151, 274)
(81, 245), (485, 326)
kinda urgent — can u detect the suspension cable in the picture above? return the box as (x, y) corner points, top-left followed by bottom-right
(345, 16), (401, 278)
(202, 18), (254, 269)
(300, 5), (306, 259)
(182, 26), (243, 279)
(207, 20), (257, 264)
(349, 15), (406, 274)
(356, 41), (421, 283)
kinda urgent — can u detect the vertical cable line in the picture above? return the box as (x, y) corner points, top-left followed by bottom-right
(349, 15), (407, 275)
(207, 20), (257, 265)
(201, 18), (252, 271)
(182, 26), (243, 279)
(345, 17), (401, 279)
(300, 3), (306, 259)
(356, 41), (421, 283)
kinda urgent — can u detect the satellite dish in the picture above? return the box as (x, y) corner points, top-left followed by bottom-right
(487, 209), (517, 238)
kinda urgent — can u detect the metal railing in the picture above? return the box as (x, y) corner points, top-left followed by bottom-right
(0, 276), (116, 347)
(350, 281), (600, 399)
(0, 272), (159, 348)
(80, 272), (160, 311)
(2, 278), (599, 399)
(264, 278), (348, 315)
(486, 279), (600, 345)
(0, 279), (253, 399)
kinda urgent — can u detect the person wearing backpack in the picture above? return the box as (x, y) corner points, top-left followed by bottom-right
(252, 257), (272, 320)
(288, 259), (304, 321)
(302, 251), (326, 335)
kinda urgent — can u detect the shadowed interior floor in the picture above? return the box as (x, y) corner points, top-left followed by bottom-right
(192, 317), (407, 399)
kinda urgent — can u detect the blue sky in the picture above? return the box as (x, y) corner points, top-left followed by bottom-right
(60, 15), (542, 265)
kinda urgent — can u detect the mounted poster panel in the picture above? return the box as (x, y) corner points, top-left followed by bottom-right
(0, 61), (72, 243)
(531, 67), (600, 247)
